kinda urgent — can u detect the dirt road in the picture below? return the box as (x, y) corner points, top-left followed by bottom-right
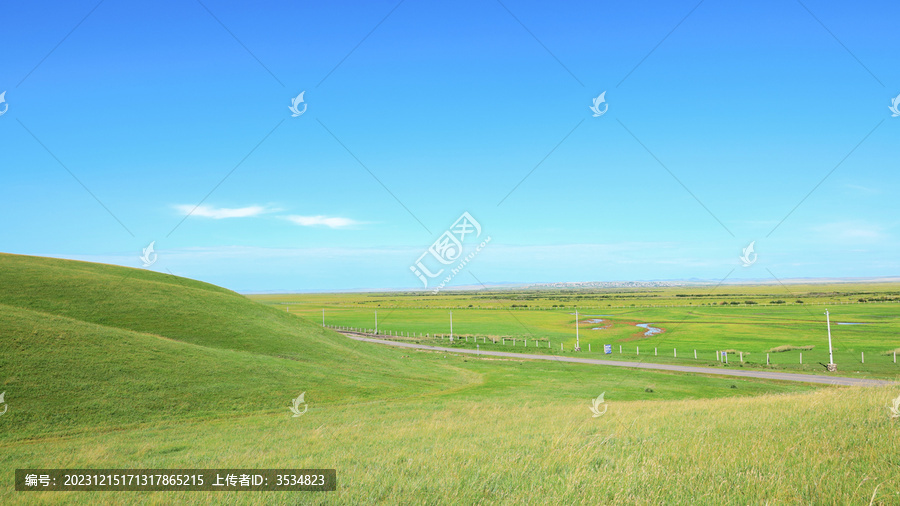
(342, 332), (894, 387)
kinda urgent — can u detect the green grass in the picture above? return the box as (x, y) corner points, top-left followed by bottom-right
(2, 253), (899, 504)
(259, 294), (900, 379)
(0, 253), (469, 441)
(4, 383), (899, 504)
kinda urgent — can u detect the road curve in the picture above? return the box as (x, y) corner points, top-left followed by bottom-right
(342, 332), (895, 387)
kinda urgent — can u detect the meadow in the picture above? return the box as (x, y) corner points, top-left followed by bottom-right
(251, 286), (900, 379)
(2, 254), (899, 504)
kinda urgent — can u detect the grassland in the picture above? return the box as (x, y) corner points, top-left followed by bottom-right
(2, 254), (899, 504)
(253, 288), (900, 379)
(249, 282), (900, 309)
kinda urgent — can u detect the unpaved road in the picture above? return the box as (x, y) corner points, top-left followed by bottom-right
(342, 332), (895, 387)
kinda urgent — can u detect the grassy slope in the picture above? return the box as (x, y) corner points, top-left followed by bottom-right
(0, 253), (467, 440)
(3, 380), (898, 504)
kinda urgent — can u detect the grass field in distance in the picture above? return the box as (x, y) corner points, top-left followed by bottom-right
(250, 284), (900, 379)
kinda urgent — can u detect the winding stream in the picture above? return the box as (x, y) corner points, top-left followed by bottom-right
(636, 323), (663, 336)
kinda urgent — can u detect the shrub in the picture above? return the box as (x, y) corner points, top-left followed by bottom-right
(767, 345), (814, 353)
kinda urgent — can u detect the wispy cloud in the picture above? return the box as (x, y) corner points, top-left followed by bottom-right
(284, 215), (360, 228)
(813, 221), (887, 242)
(845, 184), (881, 195)
(174, 204), (271, 219)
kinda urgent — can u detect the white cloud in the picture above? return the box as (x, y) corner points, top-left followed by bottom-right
(813, 221), (887, 242)
(284, 215), (360, 228)
(174, 204), (269, 219)
(845, 184), (881, 195)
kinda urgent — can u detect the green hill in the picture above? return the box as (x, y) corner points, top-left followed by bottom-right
(0, 253), (463, 440)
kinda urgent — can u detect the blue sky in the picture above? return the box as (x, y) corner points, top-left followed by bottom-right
(1, 0), (898, 291)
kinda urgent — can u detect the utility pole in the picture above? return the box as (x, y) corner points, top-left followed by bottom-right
(575, 307), (580, 351)
(450, 311), (453, 342)
(375, 310), (378, 336)
(825, 309), (836, 372)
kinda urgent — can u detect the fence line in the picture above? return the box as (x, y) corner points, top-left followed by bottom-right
(324, 325), (896, 366)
